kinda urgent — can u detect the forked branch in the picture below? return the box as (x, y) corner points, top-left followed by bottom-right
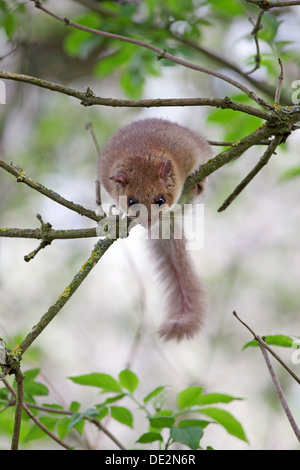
(218, 135), (284, 212)
(233, 311), (300, 443)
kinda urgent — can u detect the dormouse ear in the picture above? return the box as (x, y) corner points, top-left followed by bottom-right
(157, 159), (171, 182)
(110, 170), (129, 186)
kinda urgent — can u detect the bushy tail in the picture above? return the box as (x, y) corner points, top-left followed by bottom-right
(149, 233), (206, 341)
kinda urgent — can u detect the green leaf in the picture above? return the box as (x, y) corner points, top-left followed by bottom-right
(67, 410), (86, 434)
(73, 419), (85, 435)
(170, 425), (203, 450)
(94, 44), (136, 77)
(24, 381), (49, 397)
(198, 407), (248, 442)
(136, 432), (163, 444)
(57, 417), (71, 440)
(144, 386), (166, 404)
(243, 334), (297, 350)
(194, 393), (243, 406)
(177, 386), (203, 409)
(110, 406), (134, 428)
(23, 369), (49, 397)
(82, 407), (99, 418)
(280, 166), (300, 182)
(259, 15), (281, 45)
(69, 373), (122, 393)
(69, 401), (81, 413)
(207, 0), (245, 17)
(97, 393), (127, 406)
(0, 10), (16, 39)
(0, 387), (9, 402)
(23, 417), (58, 443)
(207, 106), (262, 142)
(67, 413), (84, 430)
(23, 369), (40, 381)
(119, 369), (139, 393)
(97, 406), (109, 421)
(178, 419), (211, 429)
(99, 1), (119, 14)
(120, 69), (144, 99)
(148, 410), (175, 429)
(63, 14), (101, 58)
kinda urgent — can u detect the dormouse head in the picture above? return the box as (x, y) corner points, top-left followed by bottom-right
(109, 157), (176, 229)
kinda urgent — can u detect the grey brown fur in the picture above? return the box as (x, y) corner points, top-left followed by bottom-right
(98, 118), (211, 341)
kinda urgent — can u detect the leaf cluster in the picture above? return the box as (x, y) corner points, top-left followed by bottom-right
(0, 368), (248, 449)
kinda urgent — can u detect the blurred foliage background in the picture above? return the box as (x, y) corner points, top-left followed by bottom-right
(0, 0), (299, 449)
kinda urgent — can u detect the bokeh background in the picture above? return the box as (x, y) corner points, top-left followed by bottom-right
(0, 0), (299, 449)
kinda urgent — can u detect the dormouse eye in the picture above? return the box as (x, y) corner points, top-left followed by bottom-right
(156, 196), (165, 207)
(128, 197), (138, 207)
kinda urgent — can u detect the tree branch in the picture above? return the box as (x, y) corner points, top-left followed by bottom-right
(234, 310), (300, 442)
(233, 311), (300, 385)
(29, 0), (272, 108)
(259, 345), (300, 443)
(0, 226), (98, 241)
(1, 105), (299, 237)
(208, 139), (272, 146)
(183, 119), (293, 193)
(0, 124), (282, 249)
(246, 10), (265, 75)
(0, 71), (273, 120)
(218, 134), (283, 212)
(10, 369), (24, 450)
(246, 0), (300, 8)
(274, 58), (284, 106)
(0, 160), (102, 223)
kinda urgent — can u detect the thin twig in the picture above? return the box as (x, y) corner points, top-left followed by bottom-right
(259, 345), (300, 442)
(89, 418), (127, 450)
(85, 122), (102, 207)
(23, 214), (52, 262)
(24, 240), (52, 262)
(0, 44), (18, 61)
(85, 122), (101, 158)
(218, 135), (283, 212)
(233, 311), (300, 385)
(274, 58), (284, 106)
(30, 0), (271, 108)
(10, 369), (24, 450)
(246, 10), (264, 75)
